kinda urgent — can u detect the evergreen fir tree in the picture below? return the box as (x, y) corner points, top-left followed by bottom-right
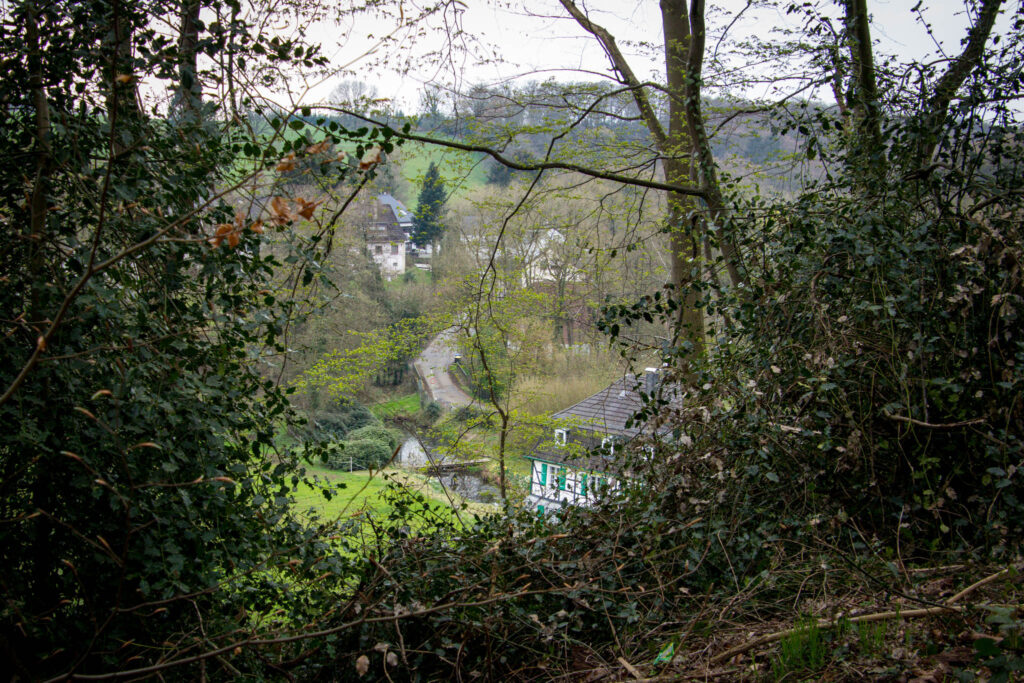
(412, 161), (446, 247)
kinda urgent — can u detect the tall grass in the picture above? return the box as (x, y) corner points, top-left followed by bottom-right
(512, 347), (623, 415)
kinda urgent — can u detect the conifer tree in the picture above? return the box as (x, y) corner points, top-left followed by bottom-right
(412, 161), (447, 247)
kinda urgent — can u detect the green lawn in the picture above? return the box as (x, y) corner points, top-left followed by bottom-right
(293, 464), (490, 523)
(370, 392), (420, 419)
(397, 142), (489, 206)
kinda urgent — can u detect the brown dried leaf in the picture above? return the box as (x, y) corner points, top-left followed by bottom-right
(295, 197), (321, 220)
(270, 196), (294, 225)
(355, 654), (369, 677)
(275, 152), (296, 172)
(359, 146), (382, 170)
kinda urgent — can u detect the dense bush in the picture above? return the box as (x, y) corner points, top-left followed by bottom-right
(328, 438), (394, 471)
(317, 411), (402, 471)
(346, 424), (403, 452)
(424, 400), (443, 423)
(314, 400), (378, 439)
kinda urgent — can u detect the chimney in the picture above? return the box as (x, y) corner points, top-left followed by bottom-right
(643, 367), (660, 395)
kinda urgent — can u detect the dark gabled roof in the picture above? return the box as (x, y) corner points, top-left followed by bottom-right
(364, 222), (408, 243)
(377, 193), (413, 224)
(553, 373), (677, 438)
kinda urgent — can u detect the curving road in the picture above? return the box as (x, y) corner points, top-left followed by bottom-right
(413, 329), (474, 409)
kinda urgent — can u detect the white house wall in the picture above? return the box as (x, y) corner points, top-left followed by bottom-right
(369, 243), (406, 279)
(527, 459), (617, 512)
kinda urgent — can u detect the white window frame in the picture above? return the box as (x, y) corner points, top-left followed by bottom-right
(554, 428), (568, 445)
(601, 436), (616, 454)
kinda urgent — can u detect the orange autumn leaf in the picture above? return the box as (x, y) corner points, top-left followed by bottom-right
(249, 220), (264, 234)
(208, 236), (223, 248)
(115, 73), (134, 84)
(215, 223), (234, 236)
(306, 141), (332, 155)
(270, 196), (295, 225)
(226, 231), (240, 248)
(294, 197), (321, 220)
(275, 152), (297, 172)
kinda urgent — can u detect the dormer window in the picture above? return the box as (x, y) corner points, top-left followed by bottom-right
(554, 428), (568, 445)
(601, 436), (615, 454)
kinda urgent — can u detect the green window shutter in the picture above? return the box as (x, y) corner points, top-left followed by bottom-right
(540, 463), (547, 486)
(557, 470), (566, 491)
(580, 474), (587, 497)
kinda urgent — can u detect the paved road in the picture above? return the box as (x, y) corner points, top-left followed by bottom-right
(413, 329), (474, 409)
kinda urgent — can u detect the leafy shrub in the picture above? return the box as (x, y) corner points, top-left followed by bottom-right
(424, 400), (443, 423)
(346, 424), (403, 453)
(330, 438), (393, 471)
(315, 400), (379, 439)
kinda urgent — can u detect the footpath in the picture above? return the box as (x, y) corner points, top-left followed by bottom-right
(412, 329), (474, 410)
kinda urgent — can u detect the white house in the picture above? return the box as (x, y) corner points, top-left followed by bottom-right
(359, 195), (409, 279)
(525, 368), (677, 514)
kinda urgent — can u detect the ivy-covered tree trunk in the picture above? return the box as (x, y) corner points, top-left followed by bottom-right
(560, 0), (745, 367)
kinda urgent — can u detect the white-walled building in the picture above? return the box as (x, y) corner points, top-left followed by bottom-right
(359, 195), (410, 280)
(525, 369), (675, 514)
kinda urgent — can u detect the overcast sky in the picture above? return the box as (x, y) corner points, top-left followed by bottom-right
(292, 0), (1012, 111)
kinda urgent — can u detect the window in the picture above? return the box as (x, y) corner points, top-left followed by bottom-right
(554, 428), (568, 445)
(374, 245), (383, 254)
(601, 436), (616, 454)
(391, 244), (399, 254)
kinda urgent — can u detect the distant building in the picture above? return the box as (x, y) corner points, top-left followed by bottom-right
(354, 194), (412, 280)
(525, 368), (680, 514)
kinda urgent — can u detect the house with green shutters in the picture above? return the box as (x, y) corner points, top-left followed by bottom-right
(526, 368), (674, 514)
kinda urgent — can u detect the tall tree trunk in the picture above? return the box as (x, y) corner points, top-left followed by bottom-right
(560, 0), (746, 365)
(660, 0), (705, 354)
(678, 0), (745, 289)
(25, 0), (58, 624)
(105, 0), (140, 155)
(26, 2), (50, 287)
(176, 0), (203, 117)
(913, 0), (1002, 167)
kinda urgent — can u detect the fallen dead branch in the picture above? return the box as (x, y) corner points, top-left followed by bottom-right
(707, 565), (1020, 666)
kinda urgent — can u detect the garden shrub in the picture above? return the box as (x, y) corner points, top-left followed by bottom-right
(346, 424), (403, 453)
